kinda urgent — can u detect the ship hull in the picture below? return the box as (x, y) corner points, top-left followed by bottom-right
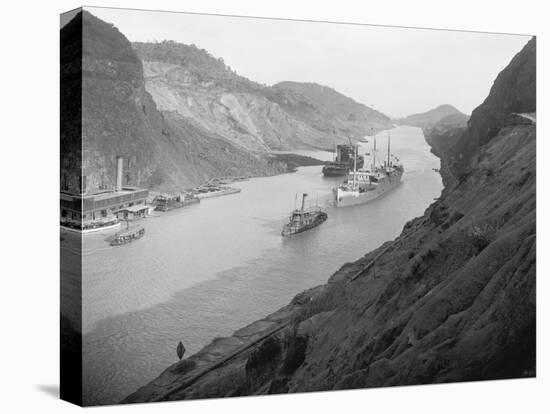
(322, 167), (349, 177)
(322, 159), (364, 177)
(282, 212), (327, 236)
(154, 198), (199, 212)
(335, 172), (403, 207)
(196, 187), (241, 199)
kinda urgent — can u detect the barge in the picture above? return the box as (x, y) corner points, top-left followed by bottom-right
(194, 185), (241, 200)
(153, 193), (200, 212)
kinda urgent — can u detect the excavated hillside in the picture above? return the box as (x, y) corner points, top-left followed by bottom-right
(124, 39), (535, 403)
(132, 41), (391, 153)
(70, 12), (292, 192)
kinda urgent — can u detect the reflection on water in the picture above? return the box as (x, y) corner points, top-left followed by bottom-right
(72, 126), (442, 405)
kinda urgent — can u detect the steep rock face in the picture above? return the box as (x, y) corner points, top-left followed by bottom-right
(133, 42), (392, 153)
(124, 37), (535, 403)
(452, 37), (535, 173)
(396, 104), (465, 129)
(423, 112), (470, 188)
(79, 12), (287, 191)
(60, 11), (83, 193)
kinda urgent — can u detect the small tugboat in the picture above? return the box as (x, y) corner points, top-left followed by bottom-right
(110, 221), (145, 246)
(282, 193), (328, 237)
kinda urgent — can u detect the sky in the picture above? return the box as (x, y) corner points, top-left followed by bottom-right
(84, 7), (530, 118)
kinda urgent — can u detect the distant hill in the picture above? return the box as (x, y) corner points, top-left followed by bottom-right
(433, 112), (470, 129)
(396, 104), (466, 129)
(132, 41), (392, 153)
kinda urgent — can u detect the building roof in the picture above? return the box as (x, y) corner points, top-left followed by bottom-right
(117, 204), (149, 213)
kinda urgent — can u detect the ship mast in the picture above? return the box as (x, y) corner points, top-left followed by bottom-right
(353, 143), (357, 188)
(387, 132), (391, 169)
(373, 134), (377, 171)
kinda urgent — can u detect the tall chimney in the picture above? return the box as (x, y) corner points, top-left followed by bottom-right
(116, 156), (124, 192)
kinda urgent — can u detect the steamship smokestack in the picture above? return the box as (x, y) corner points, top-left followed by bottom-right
(116, 156), (124, 192)
(301, 193), (308, 211)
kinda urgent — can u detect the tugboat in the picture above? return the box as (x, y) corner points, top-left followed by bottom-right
(322, 144), (364, 177)
(282, 193), (328, 237)
(110, 221), (145, 246)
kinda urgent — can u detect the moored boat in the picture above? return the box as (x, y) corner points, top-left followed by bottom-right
(193, 185), (241, 199)
(61, 217), (121, 234)
(110, 226), (145, 246)
(153, 193), (200, 212)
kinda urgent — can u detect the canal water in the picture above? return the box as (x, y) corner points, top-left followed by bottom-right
(62, 126), (442, 405)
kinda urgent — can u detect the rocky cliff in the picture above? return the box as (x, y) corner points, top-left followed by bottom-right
(60, 11), (83, 193)
(66, 12), (299, 192)
(132, 41), (391, 154)
(452, 37), (536, 175)
(124, 38), (535, 403)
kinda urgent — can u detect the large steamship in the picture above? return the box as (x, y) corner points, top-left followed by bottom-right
(334, 133), (403, 207)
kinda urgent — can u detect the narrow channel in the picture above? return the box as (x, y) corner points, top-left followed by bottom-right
(63, 126), (442, 405)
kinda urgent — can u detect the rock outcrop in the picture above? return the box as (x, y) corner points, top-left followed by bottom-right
(60, 11), (83, 193)
(452, 37), (536, 175)
(133, 41), (392, 154)
(124, 38), (535, 403)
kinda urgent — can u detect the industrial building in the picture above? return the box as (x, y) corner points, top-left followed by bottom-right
(60, 156), (149, 232)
